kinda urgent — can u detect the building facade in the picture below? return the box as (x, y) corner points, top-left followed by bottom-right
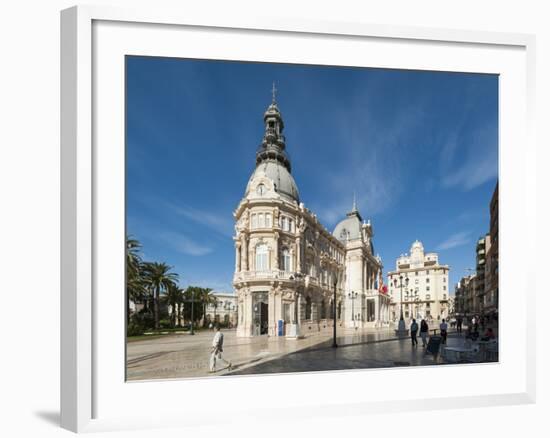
(484, 183), (499, 316)
(454, 274), (475, 316)
(232, 96), (389, 337)
(387, 241), (450, 322)
(475, 234), (491, 314)
(455, 182), (498, 318)
(204, 293), (238, 327)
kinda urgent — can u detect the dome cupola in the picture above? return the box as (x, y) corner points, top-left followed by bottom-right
(255, 83), (292, 172)
(245, 84), (300, 203)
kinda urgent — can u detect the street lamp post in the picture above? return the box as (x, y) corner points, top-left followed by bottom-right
(393, 275), (409, 336)
(332, 280), (338, 348)
(348, 291), (358, 328)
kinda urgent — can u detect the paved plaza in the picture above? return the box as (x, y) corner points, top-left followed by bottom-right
(127, 326), (397, 380)
(126, 323), (496, 381)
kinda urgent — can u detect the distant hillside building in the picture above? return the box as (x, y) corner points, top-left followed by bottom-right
(387, 240), (450, 321)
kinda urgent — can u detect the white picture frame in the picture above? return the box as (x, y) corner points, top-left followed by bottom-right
(61, 5), (536, 433)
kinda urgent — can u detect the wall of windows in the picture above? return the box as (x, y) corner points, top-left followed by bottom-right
(250, 212), (273, 229)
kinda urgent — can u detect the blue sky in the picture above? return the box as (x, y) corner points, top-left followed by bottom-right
(126, 56), (498, 294)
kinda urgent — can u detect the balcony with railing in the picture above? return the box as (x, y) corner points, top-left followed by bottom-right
(233, 270), (296, 283)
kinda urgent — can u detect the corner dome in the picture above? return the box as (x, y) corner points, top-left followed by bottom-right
(333, 216), (362, 241)
(333, 198), (365, 242)
(246, 160), (300, 203)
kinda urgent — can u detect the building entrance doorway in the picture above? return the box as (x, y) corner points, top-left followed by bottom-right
(253, 292), (269, 336)
(367, 299), (376, 322)
(260, 302), (268, 335)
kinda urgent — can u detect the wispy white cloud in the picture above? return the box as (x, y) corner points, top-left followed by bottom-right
(436, 231), (471, 251)
(167, 202), (234, 238)
(439, 118), (498, 191)
(311, 88), (428, 226)
(159, 231), (213, 256)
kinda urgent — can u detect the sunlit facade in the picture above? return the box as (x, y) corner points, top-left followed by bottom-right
(233, 96), (389, 337)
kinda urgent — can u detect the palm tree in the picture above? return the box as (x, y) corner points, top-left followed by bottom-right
(200, 288), (215, 326)
(142, 262), (179, 329)
(163, 283), (184, 328)
(126, 236), (146, 322)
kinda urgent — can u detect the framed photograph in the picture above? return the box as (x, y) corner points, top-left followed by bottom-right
(61, 5), (536, 433)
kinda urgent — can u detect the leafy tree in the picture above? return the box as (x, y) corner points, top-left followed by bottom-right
(142, 262), (178, 329)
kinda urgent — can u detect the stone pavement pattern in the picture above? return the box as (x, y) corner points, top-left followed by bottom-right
(128, 326), (404, 380)
(227, 333), (469, 375)
(126, 323), (484, 380)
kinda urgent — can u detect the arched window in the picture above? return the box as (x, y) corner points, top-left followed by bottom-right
(305, 296), (312, 320)
(282, 247), (292, 272)
(256, 243), (269, 272)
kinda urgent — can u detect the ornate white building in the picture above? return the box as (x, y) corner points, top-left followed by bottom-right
(204, 293), (238, 327)
(387, 240), (450, 322)
(232, 94), (390, 337)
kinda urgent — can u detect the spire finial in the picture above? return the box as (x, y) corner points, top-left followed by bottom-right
(352, 192), (357, 212)
(272, 81), (277, 104)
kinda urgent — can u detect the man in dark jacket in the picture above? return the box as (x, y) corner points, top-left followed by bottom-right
(420, 319), (429, 347)
(410, 319), (419, 347)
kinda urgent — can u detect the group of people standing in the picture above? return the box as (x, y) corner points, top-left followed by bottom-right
(409, 318), (448, 348)
(409, 315), (496, 349)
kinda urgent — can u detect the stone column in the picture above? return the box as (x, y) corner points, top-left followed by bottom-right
(235, 242), (241, 272)
(241, 234), (248, 271)
(295, 237), (301, 273)
(273, 232), (279, 270)
(367, 262), (372, 290)
(269, 287), (276, 336)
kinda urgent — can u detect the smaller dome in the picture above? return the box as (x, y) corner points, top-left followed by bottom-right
(333, 214), (362, 242)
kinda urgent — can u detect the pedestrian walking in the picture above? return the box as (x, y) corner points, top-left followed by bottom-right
(420, 319), (429, 347)
(440, 318), (448, 344)
(209, 325), (231, 372)
(456, 316), (463, 334)
(410, 318), (419, 347)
